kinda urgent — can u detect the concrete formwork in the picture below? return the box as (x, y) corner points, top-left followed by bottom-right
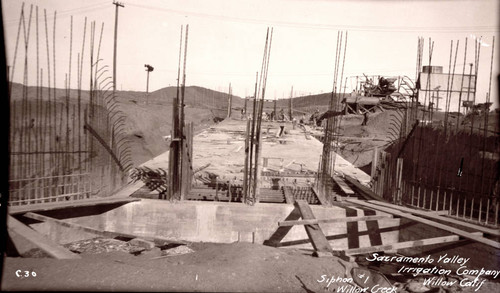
(29, 199), (400, 251)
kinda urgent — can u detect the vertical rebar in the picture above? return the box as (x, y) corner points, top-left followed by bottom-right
(40, 68), (45, 183)
(247, 72), (258, 200)
(457, 38), (468, 125)
(444, 40), (459, 136)
(35, 6), (40, 183)
(9, 3), (25, 98)
(481, 37), (495, 217)
(52, 10), (58, 173)
(43, 9), (52, 186)
(66, 16), (73, 180)
(78, 17), (87, 171)
(415, 40), (433, 183)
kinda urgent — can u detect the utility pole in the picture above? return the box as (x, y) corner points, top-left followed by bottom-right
(112, 1), (124, 93)
(145, 64), (154, 104)
(227, 83), (232, 118)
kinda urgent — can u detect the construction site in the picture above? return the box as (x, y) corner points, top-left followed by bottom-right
(1, 1), (499, 292)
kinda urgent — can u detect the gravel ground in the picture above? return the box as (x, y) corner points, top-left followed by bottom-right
(2, 240), (499, 292)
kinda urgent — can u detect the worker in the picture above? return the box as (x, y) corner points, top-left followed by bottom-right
(299, 114), (306, 125)
(361, 112), (369, 126)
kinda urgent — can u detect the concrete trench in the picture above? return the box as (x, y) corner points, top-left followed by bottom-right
(28, 199), (401, 251)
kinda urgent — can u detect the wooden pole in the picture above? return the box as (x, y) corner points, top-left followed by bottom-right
(168, 25), (183, 200)
(179, 24), (189, 200)
(112, 1), (124, 93)
(247, 73), (258, 201)
(227, 83), (232, 118)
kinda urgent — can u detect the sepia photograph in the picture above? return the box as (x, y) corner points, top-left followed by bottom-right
(0, 0), (499, 292)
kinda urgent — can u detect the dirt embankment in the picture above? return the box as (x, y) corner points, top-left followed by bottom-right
(332, 110), (397, 169)
(2, 242), (355, 292)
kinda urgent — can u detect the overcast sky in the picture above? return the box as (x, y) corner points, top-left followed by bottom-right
(2, 0), (499, 107)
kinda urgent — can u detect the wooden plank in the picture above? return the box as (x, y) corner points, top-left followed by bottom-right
(294, 200), (333, 254)
(332, 175), (355, 195)
(371, 147), (378, 179)
(343, 175), (386, 202)
(366, 200), (500, 236)
(344, 232), (483, 256)
(427, 210), (450, 216)
(279, 214), (392, 227)
(7, 215), (81, 259)
(345, 199), (500, 249)
(23, 212), (187, 246)
(263, 205), (303, 247)
(9, 196), (140, 215)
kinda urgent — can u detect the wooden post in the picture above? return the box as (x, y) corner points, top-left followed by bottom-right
(254, 128), (263, 203)
(395, 158), (403, 204)
(442, 190), (446, 211)
(168, 96), (180, 200)
(371, 147), (379, 180)
(243, 119), (250, 203)
(112, 1), (124, 93)
(180, 122), (191, 199)
(449, 191), (453, 216)
(417, 184), (421, 208)
(215, 178), (218, 201)
(189, 122), (194, 193)
(422, 187), (427, 210)
(386, 152), (392, 201)
(463, 197), (467, 219)
(478, 197), (482, 222)
(435, 188), (440, 211)
(168, 26), (184, 201)
(227, 83), (232, 119)
(410, 183), (415, 206)
(378, 151), (385, 197)
(495, 201), (498, 226)
(470, 197), (474, 220)
(429, 189), (434, 211)
(486, 197), (490, 224)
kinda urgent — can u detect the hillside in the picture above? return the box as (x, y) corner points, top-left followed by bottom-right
(8, 82), (393, 169)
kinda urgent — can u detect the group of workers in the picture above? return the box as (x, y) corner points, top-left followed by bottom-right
(240, 107), (369, 127)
